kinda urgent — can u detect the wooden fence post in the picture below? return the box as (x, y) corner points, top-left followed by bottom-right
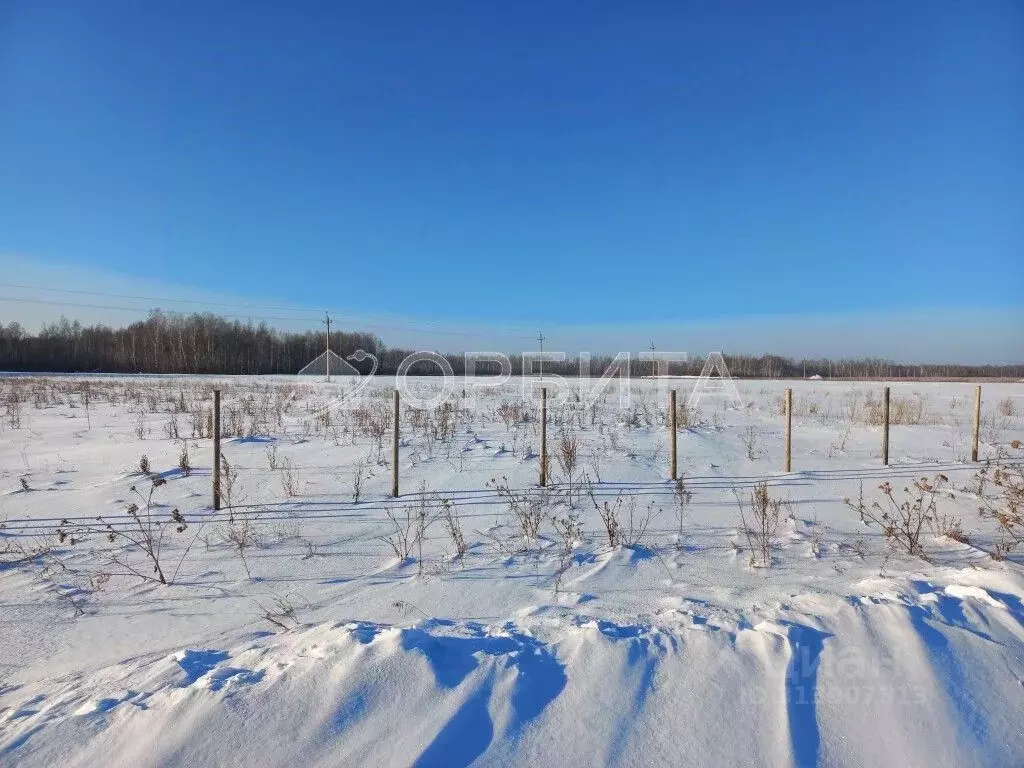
(882, 386), (890, 466)
(392, 389), (400, 497)
(670, 389), (678, 480)
(540, 387), (548, 487)
(972, 385), (981, 462)
(213, 389), (221, 511)
(784, 388), (793, 473)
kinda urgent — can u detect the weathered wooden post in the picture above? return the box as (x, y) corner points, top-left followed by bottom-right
(882, 386), (890, 466)
(213, 389), (221, 510)
(972, 385), (981, 462)
(670, 389), (678, 480)
(784, 387), (793, 473)
(540, 387), (548, 487)
(392, 389), (400, 496)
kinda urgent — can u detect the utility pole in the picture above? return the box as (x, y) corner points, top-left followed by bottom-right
(323, 312), (331, 382)
(649, 342), (656, 378)
(537, 331), (545, 381)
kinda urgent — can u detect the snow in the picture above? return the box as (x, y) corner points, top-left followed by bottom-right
(1, 375), (1023, 767)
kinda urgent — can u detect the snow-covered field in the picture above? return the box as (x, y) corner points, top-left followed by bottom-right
(1, 374), (1023, 767)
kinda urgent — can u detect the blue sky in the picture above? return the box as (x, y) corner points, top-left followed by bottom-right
(1, 1), (1022, 360)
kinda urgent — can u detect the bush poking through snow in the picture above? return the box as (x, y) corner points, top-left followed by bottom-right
(555, 432), (581, 505)
(220, 456), (239, 518)
(740, 426), (761, 461)
(807, 517), (825, 557)
(489, 476), (545, 545)
(550, 512), (582, 594)
(178, 445), (191, 477)
(223, 513), (262, 580)
(381, 506), (416, 562)
(621, 497), (658, 548)
(675, 398), (699, 429)
(441, 498), (467, 565)
(590, 487), (623, 548)
(56, 477), (197, 585)
(381, 485), (436, 573)
(975, 444), (1024, 559)
(351, 457), (368, 503)
(256, 593), (305, 632)
(672, 475), (693, 546)
(588, 486), (657, 549)
(735, 481), (785, 567)
(279, 457), (299, 497)
(845, 481), (867, 523)
(849, 475), (954, 561)
(138, 454), (150, 475)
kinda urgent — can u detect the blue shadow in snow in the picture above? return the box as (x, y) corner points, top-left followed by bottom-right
(413, 679), (495, 768)
(905, 603), (990, 746)
(176, 649), (230, 686)
(781, 622), (831, 768)
(403, 621), (567, 768)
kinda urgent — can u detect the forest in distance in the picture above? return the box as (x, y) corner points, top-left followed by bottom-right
(0, 311), (1021, 379)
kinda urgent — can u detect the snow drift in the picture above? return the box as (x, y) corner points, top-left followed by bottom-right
(3, 575), (1023, 768)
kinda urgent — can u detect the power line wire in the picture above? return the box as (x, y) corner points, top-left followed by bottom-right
(0, 296), (323, 324)
(0, 295), (537, 341)
(0, 282), (538, 338)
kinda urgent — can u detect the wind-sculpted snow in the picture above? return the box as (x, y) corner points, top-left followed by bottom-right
(3, 582), (1023, 767)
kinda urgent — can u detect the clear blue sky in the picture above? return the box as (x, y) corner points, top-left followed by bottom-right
(1, 1), (1022, 358)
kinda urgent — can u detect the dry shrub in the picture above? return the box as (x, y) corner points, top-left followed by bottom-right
(380, 484), (435, 573)
(735, 481), (786, 567)
(555, 432), (581, 503)
(488, 476), (545, 544)
(975, 444), (1024, 559)
(441, 498), (467, 564)
(223, 513), (262, 579)
(550, 512), (583, 594)
(588, 486), (656, 549)
(280, 457), (299, 497)
(865, 392), (931, 425)
(740, 426), (761, 461)
(845, 474), (953, 561)
(672, 475), (693, 545)
(56, 477), (197, 585)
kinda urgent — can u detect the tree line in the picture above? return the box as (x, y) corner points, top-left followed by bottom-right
(0, 312), (383, 375)
(0, 311), (1020, 379)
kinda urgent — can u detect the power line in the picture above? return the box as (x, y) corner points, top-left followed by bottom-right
(324, 311), (332, 381)
(0, 282), (316, 314)
(0, 282), (539, 339)
(537, 331), (545, 380)
(0, 295), (322, 324)
(0, 295), (537, 340)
